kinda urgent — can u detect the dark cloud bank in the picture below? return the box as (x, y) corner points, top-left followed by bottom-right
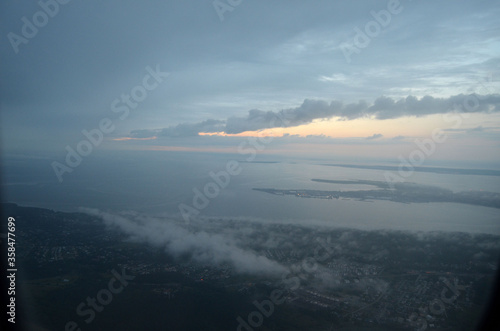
(130, 94), (500, 138)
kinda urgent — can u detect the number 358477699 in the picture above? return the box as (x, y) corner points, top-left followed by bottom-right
(7, 217), (16, 267)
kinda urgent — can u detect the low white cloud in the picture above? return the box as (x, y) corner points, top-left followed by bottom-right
(81, 208), (287, 276)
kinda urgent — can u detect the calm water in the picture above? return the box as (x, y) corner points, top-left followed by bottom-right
(3, 151), (500, 234)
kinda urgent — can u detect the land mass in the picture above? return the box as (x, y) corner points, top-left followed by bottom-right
(320, 164), (500, 177)
(253, 179), (500, 209)
(1, 203), (498, 331)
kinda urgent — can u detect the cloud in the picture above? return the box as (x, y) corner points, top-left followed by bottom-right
(318, 73), (347, 83)
(131, 119), (225, 138)
(224, 99), (341, 134)
(443, 125), (500, 134)
(128, 94), (500, 137)
(468, 125), (484, 132)
(305, 134), (327, 139)
(365, 133), (383, 140)
(81, 208), (287, 276)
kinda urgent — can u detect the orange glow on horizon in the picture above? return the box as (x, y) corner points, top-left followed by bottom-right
(197, 116), (446, 139)
(113, 136), (158, 141)
(114, 113), (496, 142)
(145, 146), (238, 153)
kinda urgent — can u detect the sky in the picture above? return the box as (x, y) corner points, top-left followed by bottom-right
(1, 0), (500, 165)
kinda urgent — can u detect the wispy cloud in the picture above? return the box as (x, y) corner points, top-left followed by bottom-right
(366, 133), (383, 140)
(81, 208), (288, 276)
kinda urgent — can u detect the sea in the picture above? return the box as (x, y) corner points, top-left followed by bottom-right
(2, 150), (500, 234)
